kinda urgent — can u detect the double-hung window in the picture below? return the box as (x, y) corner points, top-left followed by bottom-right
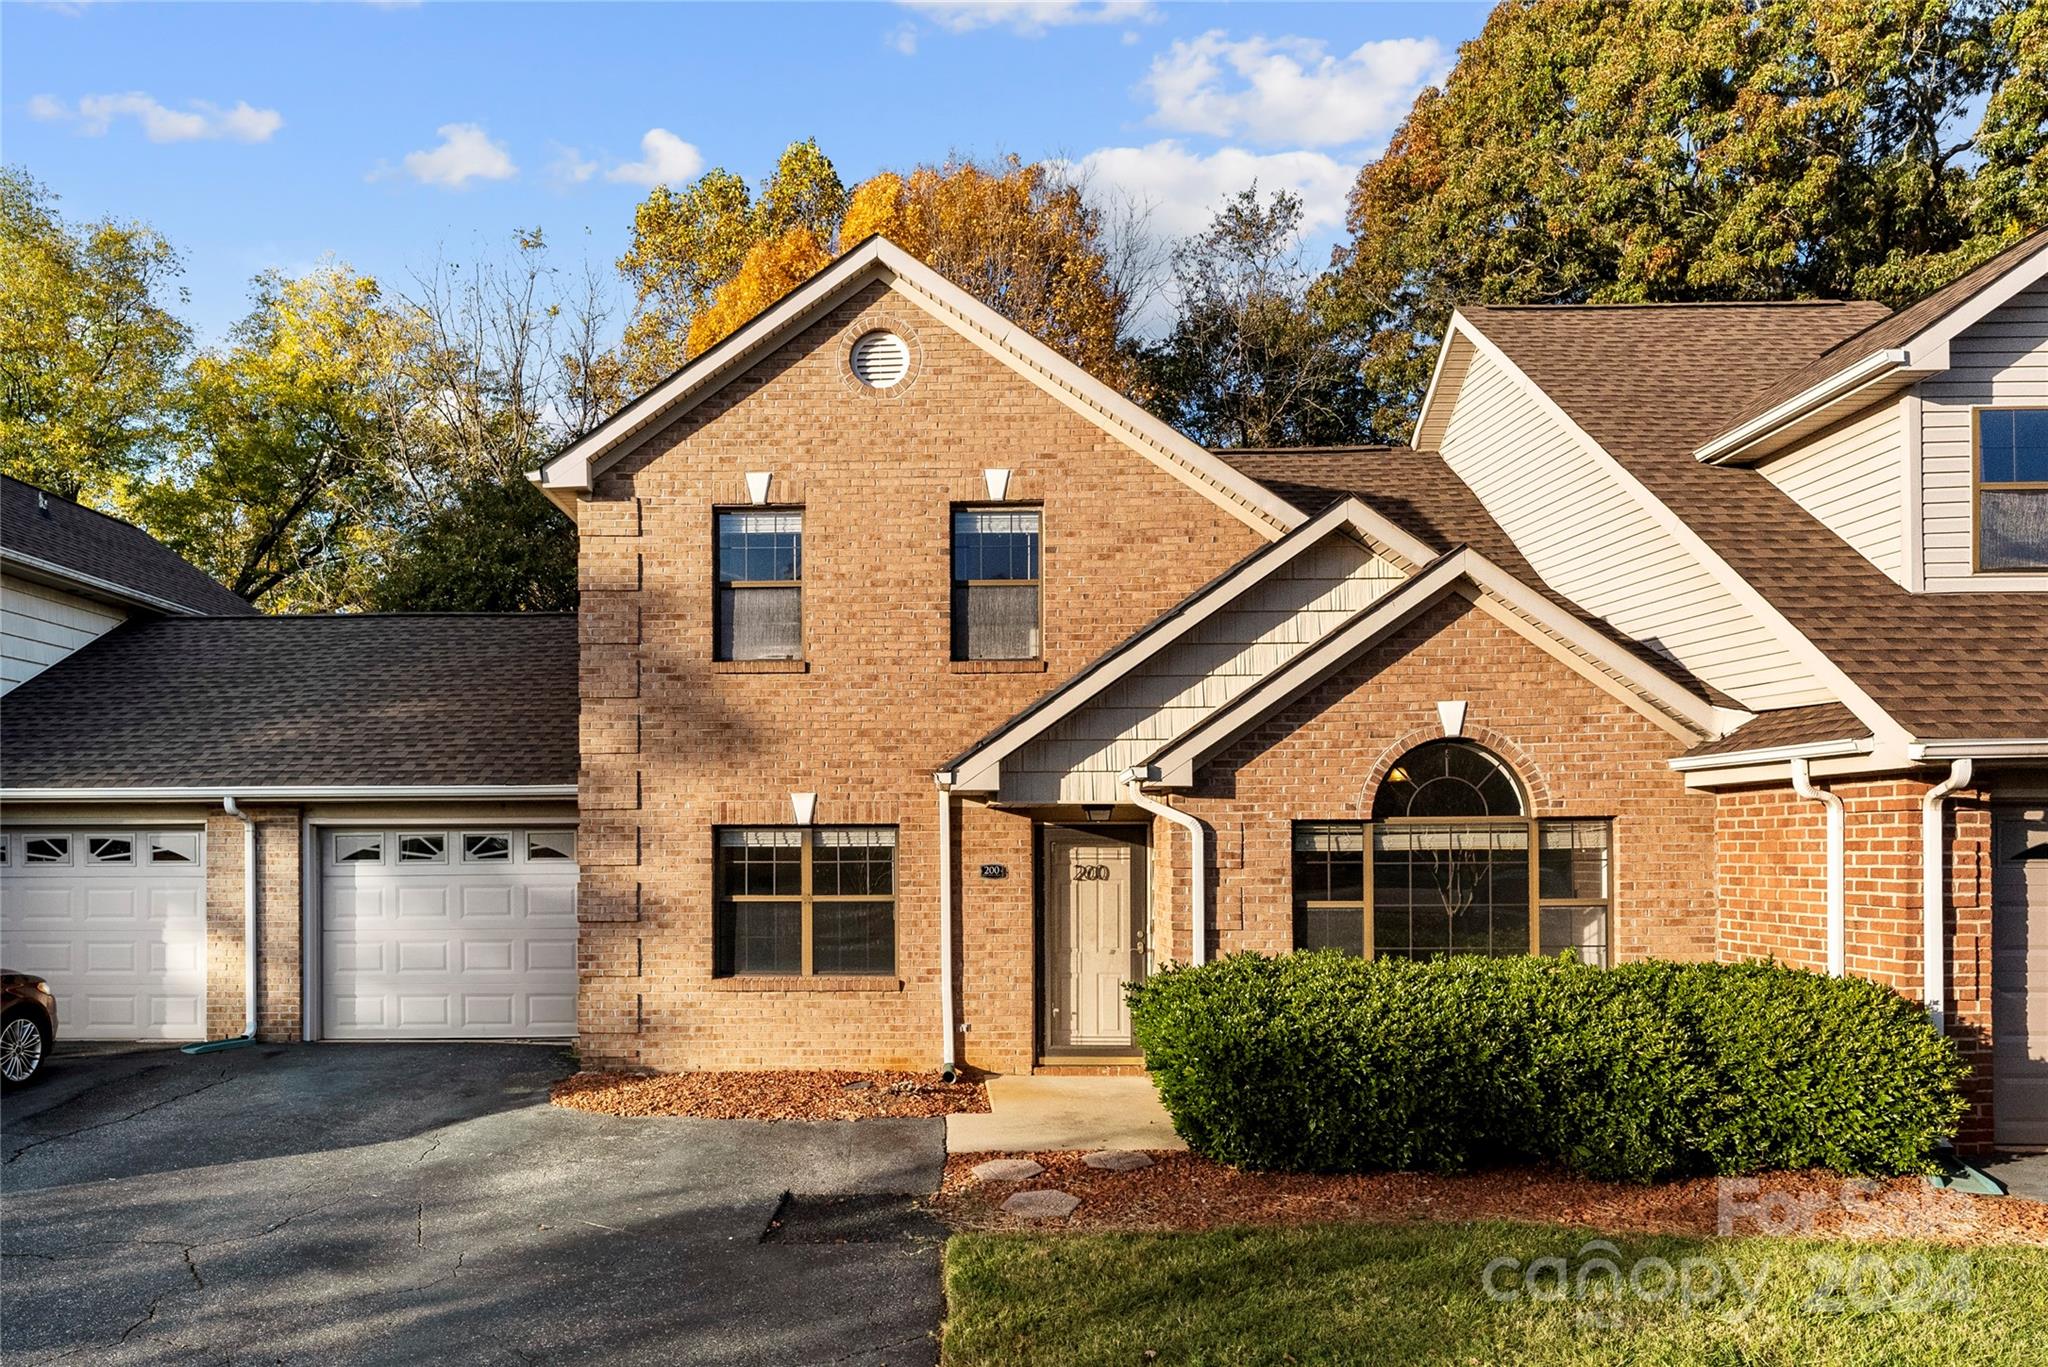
(1977, 408), (2048, 572)
(716, 510), (803, 660)
(951, 507), (1041, 660)
(714, 827), (896, 977)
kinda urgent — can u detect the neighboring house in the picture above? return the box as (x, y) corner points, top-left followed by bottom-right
(1, 475), (254, 692)
(2, 230), (2043, 1151)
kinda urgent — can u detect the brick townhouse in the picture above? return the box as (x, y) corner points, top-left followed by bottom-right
(4, 229), (2046, 1150)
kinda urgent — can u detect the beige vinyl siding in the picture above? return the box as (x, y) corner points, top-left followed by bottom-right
(1005, 533), (1405, 803)
(1919, 276), (2048, 591)
(1438, 350), (1830, 709)
(1757, 400), (1907, 585)
(1, 574), (124, 693)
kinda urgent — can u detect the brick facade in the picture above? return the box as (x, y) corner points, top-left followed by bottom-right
(204, 804), (302, 1042)
(1715, 778), (1997, 1147)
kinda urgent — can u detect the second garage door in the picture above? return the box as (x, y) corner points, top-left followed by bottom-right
(320, 826), (578, 1040)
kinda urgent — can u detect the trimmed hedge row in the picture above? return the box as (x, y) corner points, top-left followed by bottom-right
(1127, 953), (1967, 1182)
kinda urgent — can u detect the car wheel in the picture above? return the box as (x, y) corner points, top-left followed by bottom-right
(0, 1011), (49, 1087)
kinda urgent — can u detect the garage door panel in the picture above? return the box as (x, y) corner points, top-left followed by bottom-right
(1994, 807), (2048, 1147)
(321, 827), (577, 1040)
(0, 829), (207, 1042)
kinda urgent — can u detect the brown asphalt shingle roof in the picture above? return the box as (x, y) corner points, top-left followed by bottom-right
(1458, 302), (2048, 741)
(1, 475), (254, 616)
(1704, 229), (2048, 442)
(0, 615), (577, 789)
(1680, 703), (1870, 758)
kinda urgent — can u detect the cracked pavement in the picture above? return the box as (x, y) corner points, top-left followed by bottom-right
(1, 1044), (947, 1364)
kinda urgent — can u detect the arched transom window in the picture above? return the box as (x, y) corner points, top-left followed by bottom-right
(1292, 740), (1611, 965)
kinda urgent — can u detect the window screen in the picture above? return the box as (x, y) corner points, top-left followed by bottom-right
(716, 510), (803, 660)
(952, 508), (1041, 660)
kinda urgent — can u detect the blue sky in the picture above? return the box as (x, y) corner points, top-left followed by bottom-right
(5, 1), (1489, 344)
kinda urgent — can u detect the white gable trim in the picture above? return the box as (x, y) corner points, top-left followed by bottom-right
(1445, 312), (1912, 752)
(532, 237), (1302, 537)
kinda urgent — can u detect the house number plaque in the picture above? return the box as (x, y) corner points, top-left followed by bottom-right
(979, 864), (1008, 879)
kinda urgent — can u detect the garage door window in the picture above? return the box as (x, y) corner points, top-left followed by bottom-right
(527, 831), (575, 861)
(398, 834), (446, 863)
(87, 836), (134, 865)
(25, 836), (69, 864)
(462, 833), (511, 862)
(334, 833), (383, 863)
(714, 827), (896, 977)
(150, 833), (199, 864)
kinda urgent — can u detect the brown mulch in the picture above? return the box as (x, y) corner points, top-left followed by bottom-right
(550, 1069), (990, 1121)
(934, 1150), (2048, 1246)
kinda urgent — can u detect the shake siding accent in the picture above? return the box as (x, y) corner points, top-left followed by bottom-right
(1005, 534), (1405, 803)
(1437, 351), (1830, 708)
(1757, 401), (1907, 585)
(0, 574), (124, 693)
(1918, 276), (2048, 591)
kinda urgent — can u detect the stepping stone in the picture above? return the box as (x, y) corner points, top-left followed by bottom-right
(1082, 1150), (1154, 1172)
(971, 1158), (1045, 1182)
(1002, 1189), (1080, 1219)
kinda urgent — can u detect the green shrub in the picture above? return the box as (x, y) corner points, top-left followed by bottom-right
(1127, 952), (1967, 1182)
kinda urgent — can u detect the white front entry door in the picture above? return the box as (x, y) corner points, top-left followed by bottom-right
(1993, 805), (2048, 1148)
(0, 828), (207, 1040)
(320, 827), (578, 1040)
(1043, 830), (1146, 1052)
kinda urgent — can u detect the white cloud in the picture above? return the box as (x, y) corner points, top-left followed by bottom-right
(401, 122), (517, 188)
(546, 144), (601, 187)
(888, 23), (920, 56)
(900, 1), (1157, 37)
(1076, 140), (1354, 242)
(1144, 30), (1446, 148)
(605, 128), (704, 188)
(29, 91), (283, 143)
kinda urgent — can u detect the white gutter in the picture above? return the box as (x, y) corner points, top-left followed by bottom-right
(934, 774), (958, 1080)
(1120, 767), (1207, 968)
(1668, 736), (1875, 773)
(1921, 759), (1974, 1031)
(1911, 739), (2048, 761)
(1790, 758), (1846, 976)
(0, 547), (213, 618)
(224, 797), (258, 1040)
(1694, 349), (1912, 464)
(0, 785), (578, 802)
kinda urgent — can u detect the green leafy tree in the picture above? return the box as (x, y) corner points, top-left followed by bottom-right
(1330, 0), (2048, 439)
(1139, 188), (1368, 449)
(0, 166), (189, 502)
(366, 475), (576, 612)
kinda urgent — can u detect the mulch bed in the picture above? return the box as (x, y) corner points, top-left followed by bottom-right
(550, 1069), (989, 1121)
(934, 1150), (2048, 1246)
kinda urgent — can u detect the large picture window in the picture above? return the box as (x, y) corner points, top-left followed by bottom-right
(716, 510), (803, 660)
(1290, 740), (1612, 966)
(1978, 408), (2048, 572)
(714, 827), (896, 977)
(952, 507), (1041, 660)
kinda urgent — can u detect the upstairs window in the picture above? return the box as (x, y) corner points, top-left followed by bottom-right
(952, 507), (1041, 660)
(1978, 408), (2048, 572)
(716, 510), (803, 660)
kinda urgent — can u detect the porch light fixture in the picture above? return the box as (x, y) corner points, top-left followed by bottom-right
(1082, 805), (1114, 822)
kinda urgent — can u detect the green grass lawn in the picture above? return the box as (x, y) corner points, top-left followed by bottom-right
(942, 1222), (2048, 1366)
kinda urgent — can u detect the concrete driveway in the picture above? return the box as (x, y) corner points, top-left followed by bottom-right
(1, 1043), (947, 1365)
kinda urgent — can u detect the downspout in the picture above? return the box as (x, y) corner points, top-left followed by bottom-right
(1790, 759), (1846, 977)
(1120, 768), (1207, 967)
(1921, 759), (1974, 1031)
(934, 775), (958, 1082)
(182, 797), (258, 1054)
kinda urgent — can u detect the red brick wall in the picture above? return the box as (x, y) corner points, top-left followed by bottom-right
(1714, 778), (1995, 1148)
(1164, 594), (1717, 965)
(204, 804), (302, 1042)
(576, 279), (1268, 1072)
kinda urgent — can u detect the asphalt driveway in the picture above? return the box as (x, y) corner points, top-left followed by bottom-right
(1, 1043), (947, 1365)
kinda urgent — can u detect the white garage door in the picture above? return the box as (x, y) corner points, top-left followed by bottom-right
(1994, 805), (2048, 1148)
(0, 828), (208, 1040)
(320, 826), (578, 1040)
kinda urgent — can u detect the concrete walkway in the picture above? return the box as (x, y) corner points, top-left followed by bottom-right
(946, 1074), (1186, 1154)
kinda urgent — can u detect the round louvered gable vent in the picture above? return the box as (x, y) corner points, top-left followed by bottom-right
(851, 330), (910, 388)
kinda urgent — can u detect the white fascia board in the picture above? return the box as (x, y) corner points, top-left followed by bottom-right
(1693, 350), (1912, 465)
(1908, 738), (2048, 761)
(1895, 240), (2048, 364)
(0, 548), (207, 618)
(0, 785), (579, 802)
(947, 497), (1406, 792)
(1409, 315), (1471, 450)
(1668, 735), (1875, 773)
(1452, 317), (1914, 753)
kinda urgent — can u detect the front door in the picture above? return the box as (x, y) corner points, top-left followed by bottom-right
(1993, 805), (2048, 1148)
(1043, 829), (1146, 1053)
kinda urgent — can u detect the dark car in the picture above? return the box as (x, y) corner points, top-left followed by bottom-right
(1, 972), (58, 1086)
